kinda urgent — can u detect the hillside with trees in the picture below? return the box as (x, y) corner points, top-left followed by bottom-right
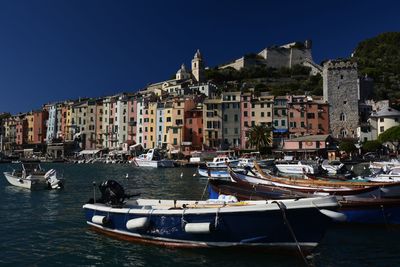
(352, 32), (400, 100)
(204, 65), (322, 96)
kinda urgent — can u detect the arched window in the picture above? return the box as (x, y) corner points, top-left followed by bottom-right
(340, 112), (346, 121)
(340, 128), (347, 137)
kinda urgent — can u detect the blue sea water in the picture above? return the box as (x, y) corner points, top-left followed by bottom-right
(1, 163), (400, 267)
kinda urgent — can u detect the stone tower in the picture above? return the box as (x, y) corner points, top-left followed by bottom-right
(191, 49), (204, 83)
(323, 60), (359, 138)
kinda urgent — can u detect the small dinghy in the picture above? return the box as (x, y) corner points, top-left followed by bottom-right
(83, 180), (342, 251)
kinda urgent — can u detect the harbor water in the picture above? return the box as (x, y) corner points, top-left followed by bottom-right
(1, 163), (400, 266)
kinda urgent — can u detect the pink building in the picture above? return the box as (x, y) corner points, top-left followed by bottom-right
(240, 92), (252, 149)
(184, 105), (203, 150)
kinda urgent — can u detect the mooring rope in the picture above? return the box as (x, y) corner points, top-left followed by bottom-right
(273, 201), (311, 267)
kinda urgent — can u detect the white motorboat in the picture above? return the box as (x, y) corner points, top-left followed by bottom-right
(131, 149), (174, 168)
(274, 161), (317, 174)
(366, 168), (400, 183)
(3, 163), (64, 190)
(206, 155), (239, 168)
(369, 159), (400, 173)
(320, 160), (345, 175)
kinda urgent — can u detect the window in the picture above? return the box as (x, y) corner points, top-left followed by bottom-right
(224, 114), (228, 122)
(380, 118), (384, 122)
(251, 121), (255, 126)
(340, 113), (346, 121)
(251, 111), (255, 117)
(244, 111), (248, 117)
(234, 128), (238, 134)
(274, 120), (278, 126)
(261, 112), (265, 117)
(173, 128), (178, 134)
(290, 112), (293, 118)
(173, 138), (177, 145)
(224, 128), (228, 134)
(300, 112), (304, 118)
(166, 117), (171, 122)
(244, 103), (248, 108)
(307, 113), (315, 119)
(380, 126), (385, 132)
(177, 110), (181, 115)
(301, 122), (305, 128)
(267, 112), (271, 117)
(234, 114), (238, 122)
(198, 128), (202, 134)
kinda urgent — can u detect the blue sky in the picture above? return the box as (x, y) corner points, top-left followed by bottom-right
(0, 0), (399, 114)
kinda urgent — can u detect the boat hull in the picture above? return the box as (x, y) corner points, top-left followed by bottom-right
(3, 172), (49, 190)
(83, 197), (337, 250)
(133, 159), (175, 168)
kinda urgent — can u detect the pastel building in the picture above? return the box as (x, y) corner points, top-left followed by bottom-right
(367, 106), (400, 141)
(95, 99), (104, 149)
(156, 103), (165, 148)
(273, 96), (290, 147)
(32, 110), (48, 144)
(136, 98), (145, 146)
(222, 92), (241, 148)
(203, 98), (223, 148)
(240, 92), (252, 149)
(127, 96), (137, 146)
(148, 102), (158, 149)
(116, 95), (129, 149)
(184, 104), (203, 150)
(46, 103), (58, 144)
(251, 94), (274, 128)
(287, 95), (329, 137)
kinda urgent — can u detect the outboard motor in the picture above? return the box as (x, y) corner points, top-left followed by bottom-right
(98, 180), (127, 206)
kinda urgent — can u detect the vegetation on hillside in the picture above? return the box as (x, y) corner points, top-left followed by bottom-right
(353, 32), (400, 100)
(204, 65), (322, 96)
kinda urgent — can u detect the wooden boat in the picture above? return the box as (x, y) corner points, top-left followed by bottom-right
(83, 180), (342, 251)
(251, 163), (400, 198)
(3, 163), (64, 190)
(228, 168), (383, 198)
(208, 179), (400, 225)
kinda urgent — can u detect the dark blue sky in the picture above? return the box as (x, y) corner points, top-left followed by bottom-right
(0, 0), (399, 114)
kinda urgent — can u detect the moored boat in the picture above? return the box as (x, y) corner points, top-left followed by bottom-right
(131, 149), (174, 168)
(3, 163), (64, 190)
(83, 180), (342, 251)
(274, 160), (318, 174)
(208, 179), (400, 225)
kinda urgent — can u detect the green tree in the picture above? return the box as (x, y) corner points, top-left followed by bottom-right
(362, 140), (382, 153)
(246, 124), (272, 154)
(339, 141), (357, 154)
(378, 125), (400, 152)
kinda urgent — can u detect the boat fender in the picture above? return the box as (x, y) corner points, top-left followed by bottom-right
(184, 222), (213, 234)
(92, 215), (109, 225)
(126, 217), (149, 230)
(319, 209), (347, 222)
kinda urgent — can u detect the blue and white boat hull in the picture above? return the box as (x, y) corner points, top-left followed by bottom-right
(83, 197), (339, 250)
